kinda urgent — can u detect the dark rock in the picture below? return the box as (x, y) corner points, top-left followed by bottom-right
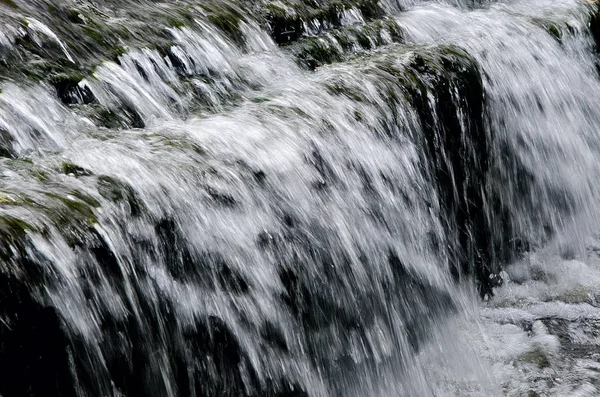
(51, 76), (95, 105)
(590, 5), (600, 52)
(386, 47), (493, 296)
(262, 321), (288, 352)
(0, 128), (15, 158)
(97, 175), (143, 216)
(205, 186), (237, 207)
(0, 303), (76, 397)
(62, 162), (91, 177)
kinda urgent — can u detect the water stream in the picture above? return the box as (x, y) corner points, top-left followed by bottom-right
(0, 0), (600, 396)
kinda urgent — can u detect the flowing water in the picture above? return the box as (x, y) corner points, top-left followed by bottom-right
(1, 0), (600, 396)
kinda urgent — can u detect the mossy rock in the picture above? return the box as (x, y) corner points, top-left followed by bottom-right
(325, 81), (366, 101)
(326, 44), (492, 294)
(43, 193), (98, 225)
(260, 0), (385, 44)
(520, 347), (551, 369)
(87, 105), (145, 130)
(0, 215), (34, 236)
(0, 189), (100, 249)
(147, 135), (207, 156)
(0, 0), (18, 9)
(0, 0), (244, 89)
(0, 215), (35, 261)
(71, 190), (101, 208)
(62, 162), (92, 177)
(530, 17), (578, 43)
(97, 175), (143, 217)
(0, 129), (15, 159)
(589, 3), (600, 51)
(287, 18), (404, 69)
(201, 3), (248, 46)
(50, 75), (96, 105)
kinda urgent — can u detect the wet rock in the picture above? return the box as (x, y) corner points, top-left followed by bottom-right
(387, 252), (456, 350)
(155, 218), (196, 281)
(0, 128), (16, 158)
(253, 170), (267, 184)
(51, 75), (95, 105)
(97, 175), (143, 216)
(589, 3), (600, 51)
(411, 49), (490, 294)
(62, 162), (91, 176)
(262, 321), (289, 352)
(93, 105), (145, 129)
(0, 305), (76, 397)
(371, 46), (493, 295)
(520, 347), (551, 369)
(217, 263), (250, 294)
(257, 229), (282, 250)
(185, 316), (258, 397)
(0, 218), (79, 396)
(0, 0), (18, 9)
(205, 186), (237, 207)
(261, 0), (385, 45)
(289, 17), (404, 69)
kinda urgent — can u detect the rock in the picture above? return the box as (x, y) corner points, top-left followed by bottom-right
(51, 75), (95, 105)
(61, 162), (92, 177)
(260, 0), (386, 45)
(287, 18), (404, 69)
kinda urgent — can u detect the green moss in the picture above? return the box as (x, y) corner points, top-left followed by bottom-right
(71, 190), (101, 208)
(264, 3), (288, 19)
(62, 162), (92, 177)
(166, 15), (188, 29)
(0, 215), (33, 260)
(113, 45), (128, 59)
(326, 82), (365, 102)
(352, 28), (373, 48)
(531, 18), (563, 42)
(520, 347), (551, 369)
(208, 13), (242, 39)
(92, 105), (144, 129)
(250, 97), (271, 103)
(0, 194), (14, 205)
(547, 24), (562, 40)
(261, 0), (386, 45)
(0, 215), (34, 236)
(0, 192), (36, 207)
(95, 108), (123, 129)
(97, 176), (125, 202)
(44, 194), (97, 224)
(0, 0), (18, 9)
(30, 169), (49, 182)
(82, 26), (108, 46)
(287, 18), (404, 68)
(196, 3), (247, 45)
(365, 45), (480, 109)
(149, 135), (206, 156)
(97, 175), (142, 216)
(0, 1), (194, 84)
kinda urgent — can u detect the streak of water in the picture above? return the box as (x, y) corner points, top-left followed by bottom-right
(0, 0), (599, 396)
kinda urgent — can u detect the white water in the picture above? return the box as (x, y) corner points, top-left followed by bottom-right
(0, 0), (600, 396)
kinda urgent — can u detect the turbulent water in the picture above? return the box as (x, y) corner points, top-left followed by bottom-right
(1, 0), (600, 396)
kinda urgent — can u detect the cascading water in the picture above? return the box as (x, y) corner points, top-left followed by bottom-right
(1, 0), (600, 396)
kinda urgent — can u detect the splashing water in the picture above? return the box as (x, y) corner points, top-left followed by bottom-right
(0, 0), (600, 396)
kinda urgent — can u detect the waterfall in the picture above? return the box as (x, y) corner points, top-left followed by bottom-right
(1, 0), (600, 396)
